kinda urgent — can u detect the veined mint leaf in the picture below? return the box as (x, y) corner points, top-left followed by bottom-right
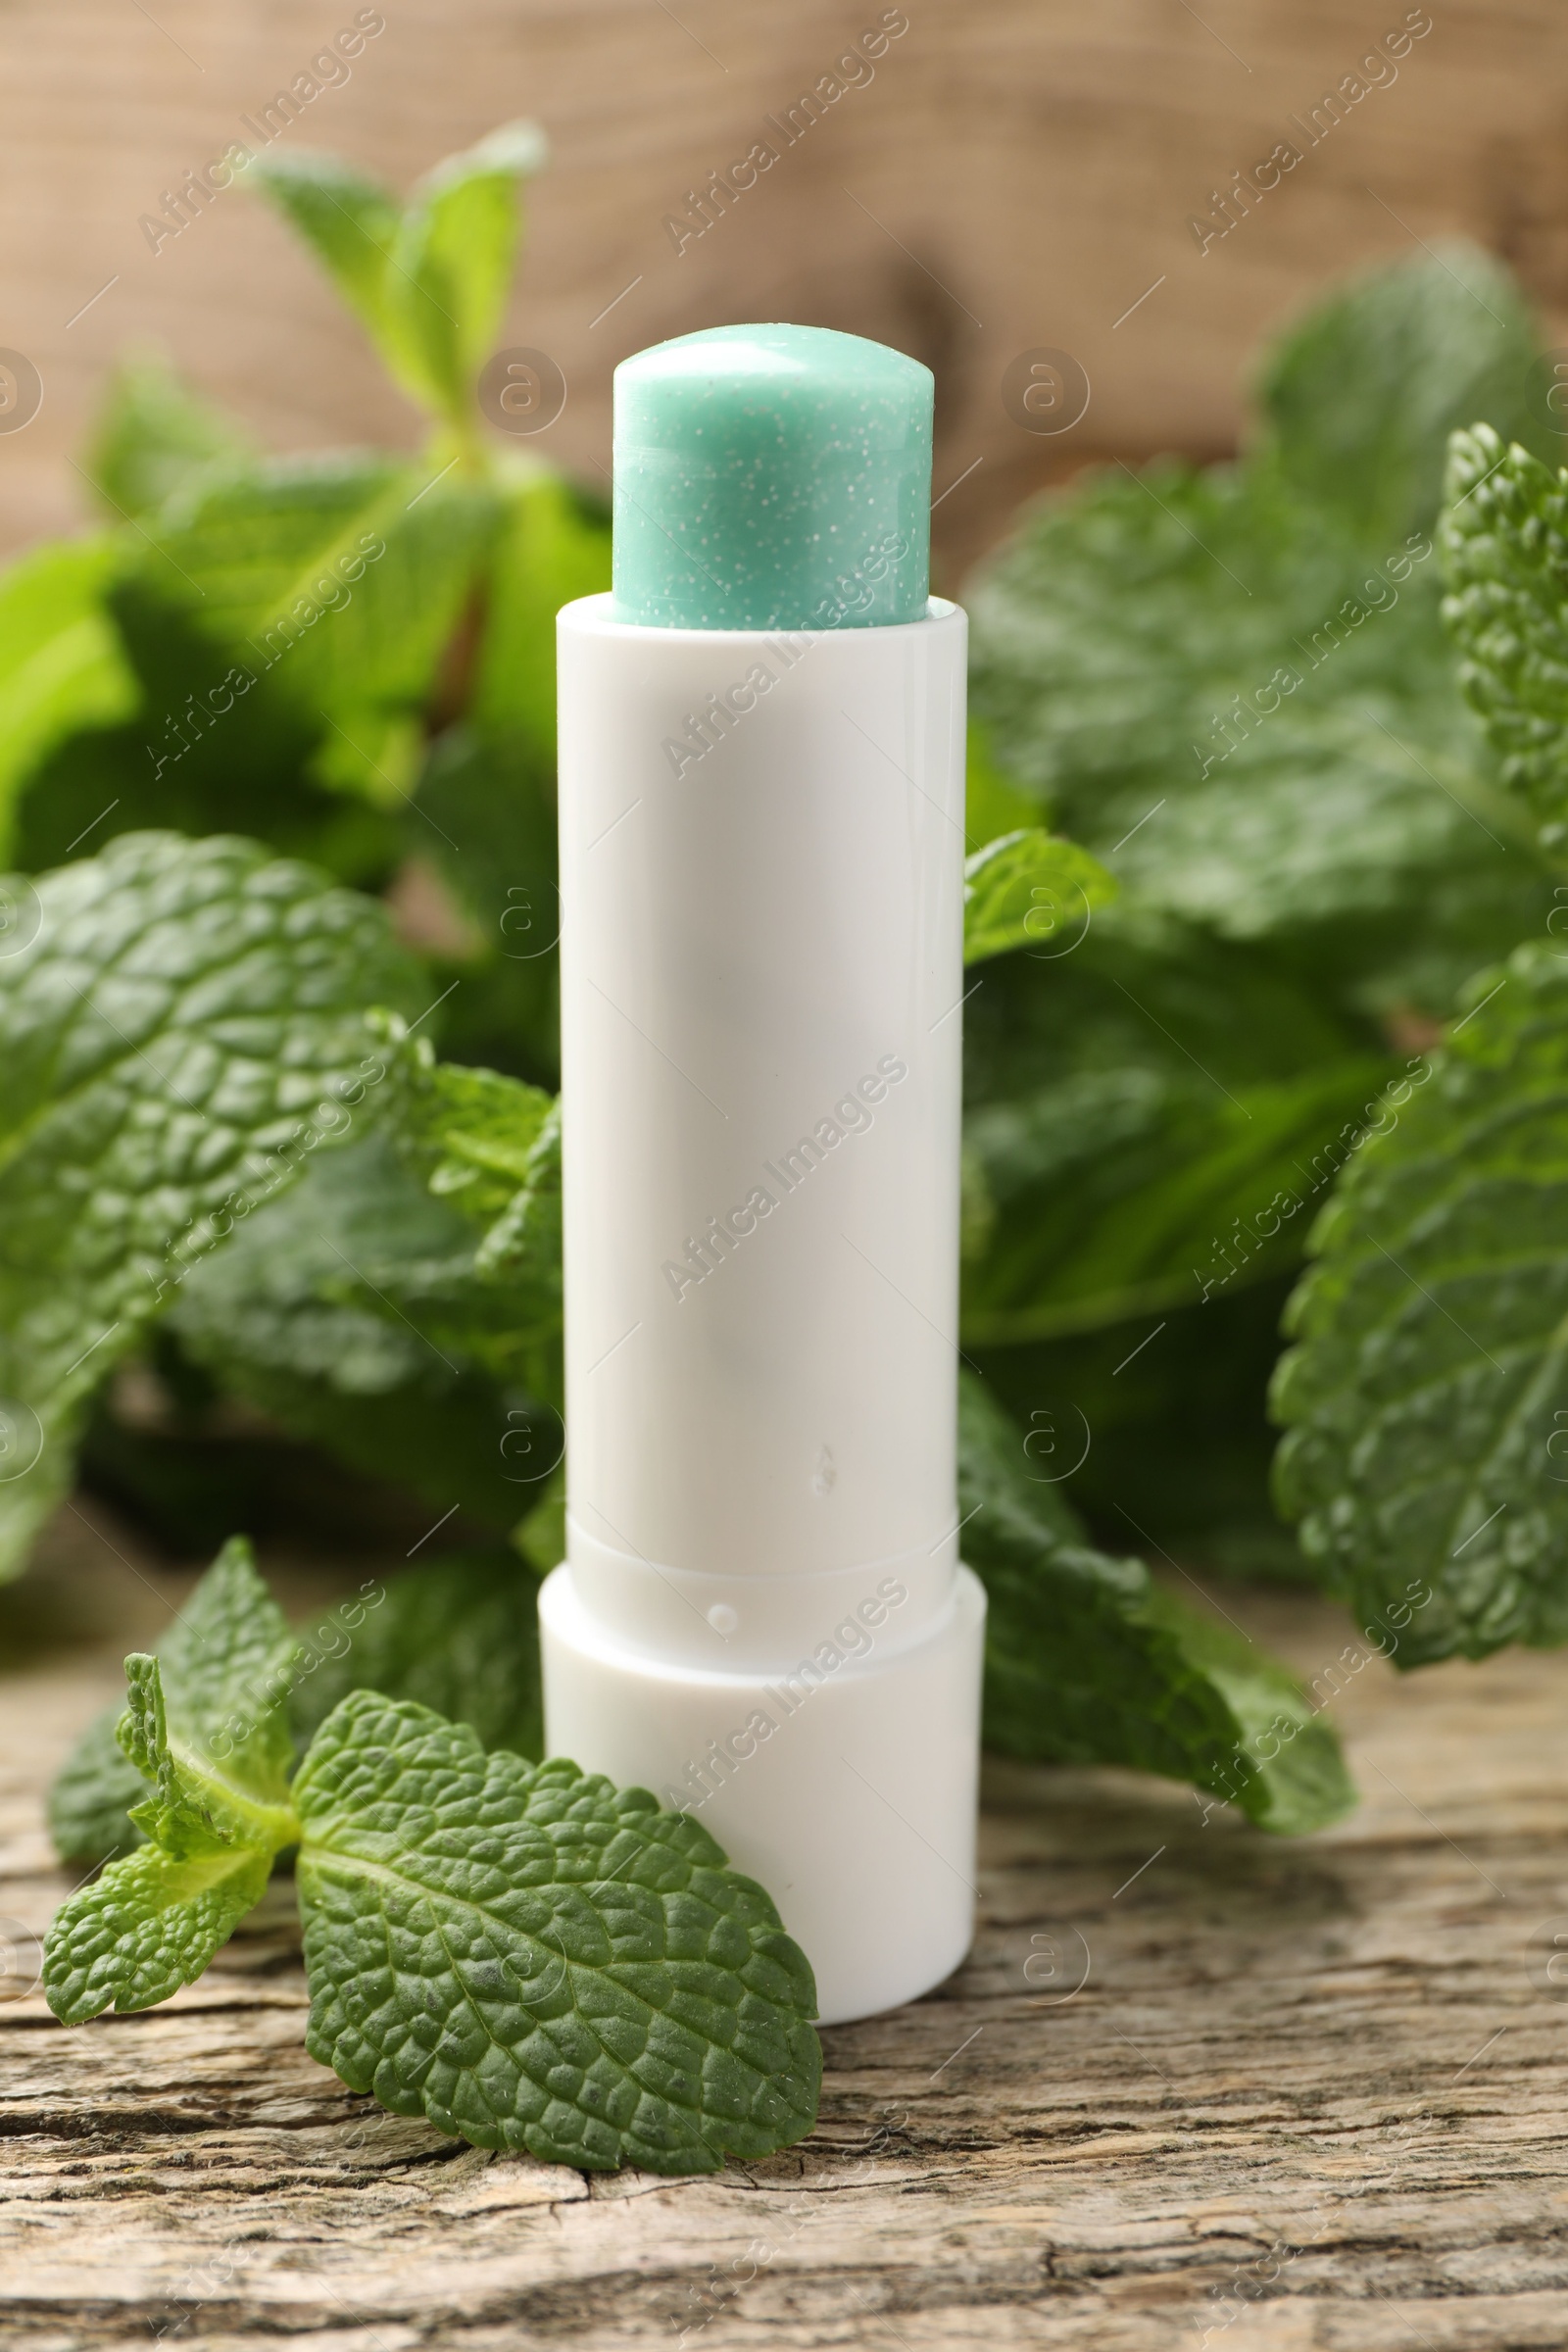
(1442, 423), (1568, 848)
(969, 249), (1553, 996)
(293, 1690), (820, 2173)
(122, 1535), (296, 1816)
(50, 1534), (297, 1865)
(119, 1651), (282, 1857)
(170, 1132), (537, 1529)
(43, 1830), (274, 2026)
(0, 828), (421, 1578)
(1274, 941), (1568, 1661)
(1255, 244), (1548, 548)
(959, 1374), (1354, 1834)
(963, 828), (1115, 967)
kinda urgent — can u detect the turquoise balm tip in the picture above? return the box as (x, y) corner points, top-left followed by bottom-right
(612, 322), (933, 631)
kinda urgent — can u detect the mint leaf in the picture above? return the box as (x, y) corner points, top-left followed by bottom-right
(86, 350), (256, 523)
(122, 1534), (298, 1821)
(170, 1133), (537, 1531)
(963, 828), (1115, 967)
(244, 151), (404, 354)
(400, 1050), (560, 1277)
(43, 1828), (274, 2026)
(381, 122), (547, 431)
(961, 1054), (1391, 1344)
(1256, 244), (1548, 547)
(0, 828), (420, 1578)
(47, 1701), (145, 1868)
(249, 125), (546, 435)
(124, 453), (497, 741)
(1274, 940), (1568, 1661)
(0, 539), (136, 858)
(470, 476), (612, 762)
(969, 250), (1552, 1001)
(293, 1690), (820, 2172)
(959, 1375), (1354, 1834)
(969, 454), (1532, 956)
(408, 725), (563, 1082)
(51, 1535), (298, 1864)
(290, 1552), (544, 1764)
(1442, 423), (1568, 847)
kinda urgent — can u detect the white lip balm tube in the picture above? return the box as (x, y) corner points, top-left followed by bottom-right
(539, 323), (985, 2025)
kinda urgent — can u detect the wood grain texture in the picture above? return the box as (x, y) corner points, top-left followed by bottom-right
(0, 1), (1567, 583)
(4, 1504), (1568, 2347)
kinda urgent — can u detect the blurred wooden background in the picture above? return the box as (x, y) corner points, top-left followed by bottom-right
(1, 0), (1566, 583)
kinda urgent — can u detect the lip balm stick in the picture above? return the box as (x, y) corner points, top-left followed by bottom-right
(539, 323), (985, 2025)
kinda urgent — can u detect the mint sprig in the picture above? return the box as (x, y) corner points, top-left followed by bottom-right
(43, 1544), (821, 2176)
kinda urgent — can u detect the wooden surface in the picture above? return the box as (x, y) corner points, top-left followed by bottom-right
(2, 0), (1568, 583)
(4, 1506), (1568, 2347)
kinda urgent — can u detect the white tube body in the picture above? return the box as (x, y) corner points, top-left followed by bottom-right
(542, 592), (984, 2024)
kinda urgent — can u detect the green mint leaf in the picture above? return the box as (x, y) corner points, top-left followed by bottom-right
(0, 539), (137, 859)
(1256, 244), (1548, 547)
(43, 1834), (274, 2027)
(968, 452), (1532, 957)
(407, 724), (563, 1083)
(86, 349), (256, 523)
(400, 1050), (561, 1279)
(292, 1690), (820, 2173)
(290, 1552), (543, 1764)
(1273, 940), (1568, 1661)
(243, 150), (405, 358)
(962, 828), (1115, 967)
(1442, 423), (1568, 849)
(47, 1700), (146, 1868)
(969, 248), (1552, 1001)
(380, 122), (548, 431)
(123, 453), (497, 741)
(963, 721), (1044, 852)
(961, 1054), (1392, 1345)
(123, 1535), (298, 1821)
(959, 1375), (1354, 1834)
(0, 828), (421, 1579)
(248, 127), (544, 433)
(120, 1652), (247, 1856)
(170, 1133), (536, 1532)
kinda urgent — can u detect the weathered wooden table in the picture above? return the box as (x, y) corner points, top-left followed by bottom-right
(4, 1503), (1567, 2349)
